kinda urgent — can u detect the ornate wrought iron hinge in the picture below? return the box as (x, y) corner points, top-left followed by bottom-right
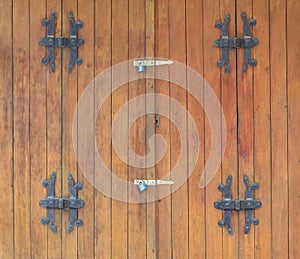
(39, 172), (85, 233)
(214, 175), (262, 235)
(39, 11), (84, 73)
(214, 12), (259, 73)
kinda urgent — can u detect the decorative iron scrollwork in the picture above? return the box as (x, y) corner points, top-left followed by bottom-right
(39, 11), (84, 73)
(214, 12), (259, 73)
(214, 175), (262, 235)
(39, 172), (85, 233)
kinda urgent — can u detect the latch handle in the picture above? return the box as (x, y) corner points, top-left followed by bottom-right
(134, 179), (174, 192)
(133, 59), (173, 73)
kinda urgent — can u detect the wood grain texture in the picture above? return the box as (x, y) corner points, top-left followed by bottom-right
(111, 0), (128, 258)
(29, 0), (47, 258)
(203, 0), (222, 257)
(219, 1), (239, 258)
(0, 0), (14, 257)
(186, 0), (205, 258)
(270, 0), (288, 258)
(287, 0), (300, 258)
(77, 0), (95, 258)
(128, 0), (147, 258)
(62, 1), (78, 258)
(46, 1), (63, 258)
(95, 0), (112, 258)
(253, 1), (272, 258)
(169, 0), (189, 258)
(2, 1), (299, 258)
(145, 0), (157, 258)
(236, 1), (255, 258)
(155, 1), (172, 258)
(13, 0), (31, 257)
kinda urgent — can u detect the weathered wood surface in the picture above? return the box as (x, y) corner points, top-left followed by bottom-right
(0, 0), (13, 258)
(0, 0), (298, 258)
(46, 0), (63, 258)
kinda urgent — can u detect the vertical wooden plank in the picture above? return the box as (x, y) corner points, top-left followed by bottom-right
(111, 0), (128, 258)
(236, 1), (255, 258)
(203, 0), (222, 257)
(186, 0), (205, 258)
(128, 0), (146, 258)
(219, 1), (239, 258)
(46, 1), (62, 258)
(270, 0), (288, 258)
(145, 0), (157, 258)
(62, 1), (78, 258)
(253, 0), (272, 258)
(155, 1), (172, 258)
(169, 0), (188, 258)
(77, 0), (95, 258)
(13, 0), (31, 257)
(0, 0), (14, 257)
(95, 0), (112, 258)
(30, 0), (47, 258)
(287, 0), (300, 258)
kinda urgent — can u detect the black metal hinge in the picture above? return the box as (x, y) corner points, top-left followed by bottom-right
(39, 11), (84, 73)
(39, 172), (85, 233)
(214, 175), (262, 235)
(214, 12), (259, 73)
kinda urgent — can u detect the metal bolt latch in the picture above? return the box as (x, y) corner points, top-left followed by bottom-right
(133, 59), (173, 73)
(134, 179), (174, 192)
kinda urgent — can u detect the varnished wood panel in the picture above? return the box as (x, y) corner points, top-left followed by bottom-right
(46, 0), (63, 258)
(30, 0), (47, 258)
(287, 0), (300, 258)
(0, 0), (299, 258)
(145, 0), (157, 258)
(253, 0), (272, 258)
(220, 1), (239, 258)
(155, 1), (172, 258)
(13, 0), (31, 257)
(62, 1), (78, 258)
(111, 0), (129, 259)
(169, 0), (189, 258)
(0, 0), (13, 258)
(186, 0), (205, 258)
(77, 0), (95, 258)
(237, 1), (255, 258)
(203, 0), (223, 257)
(270, 0), (288, 257)
(128, 0), (147, 258)
(95, 0), (112, 258)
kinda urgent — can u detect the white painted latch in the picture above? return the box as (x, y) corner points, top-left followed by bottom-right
(133, 59), (173, 73)
(134, 179), (174, 192)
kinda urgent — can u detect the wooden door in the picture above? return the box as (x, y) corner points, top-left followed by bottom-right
(0, 0), (300, 258)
